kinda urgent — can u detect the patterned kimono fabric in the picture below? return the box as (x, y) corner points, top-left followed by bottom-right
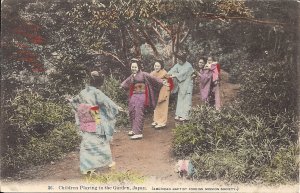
(71, 86), (119, 174)
(199, 63), (221, 110)
(121, 71), (162, 135)
(168, 62), (194, 120)
(150, 69), (170, 126)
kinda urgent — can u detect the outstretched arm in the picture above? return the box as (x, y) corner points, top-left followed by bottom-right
(120, 75), (133, 89)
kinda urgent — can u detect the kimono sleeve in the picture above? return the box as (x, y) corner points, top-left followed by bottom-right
(121, 75), (133, 89)
(168, 64), (178, 75)
(94, 89), (119, 120)
(143, 72), (163, 108)
(69, 95), (81, 110)
(174, 63), (194, 82)
(143, 72), (163, 89)
(168, 63), (194, 82)
(212, 63), (220, 82)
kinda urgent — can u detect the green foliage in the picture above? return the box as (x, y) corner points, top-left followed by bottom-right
(262, 144), (299, 183)
(237, 59), (297, 117)
(47, 62), (88, 97)
(85, 171), (145, 184)
(192, 150), (249, 183)
(101, 75), (127, 105)
(6, 89), (73, 138)
(101, 75), (130, 127)
(1, 90), (78, 176)
(217, 0), (252, 18)
(172, 105), (298, 183)
(1, 121), (80, 175)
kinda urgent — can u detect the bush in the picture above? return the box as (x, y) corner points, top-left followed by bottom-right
(1, 122), (80, 175)
(172, 105), (298, 183)
(192, 149), (249, 183)
(2, 89), (73, 143)
(1, 89), (79, 176)
(262, 144), (299, 183)
(236, 59), (297, 117)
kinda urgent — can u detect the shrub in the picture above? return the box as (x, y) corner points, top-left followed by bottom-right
(236, 59), (297, 117)
(172, 105), (298, 183)
(1, 89), (79, 176)
(85, 171), (145, 184)
(2, 89), (73, 144)
(192, 149), (249, 183)
(1, 122), (80, 176)
(262, 144), (299, 184)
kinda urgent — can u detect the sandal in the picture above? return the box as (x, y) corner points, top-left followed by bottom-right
(108, 161), (116, 168)
(179, 117), (189, 121)
(130, 134), (143, 140)
(151, 122), (157, 127)
(128, 131), (135, 136)
(155, 124), (166, 129)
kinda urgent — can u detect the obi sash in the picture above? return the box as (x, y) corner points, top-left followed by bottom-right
(77, 104), (100, 132)
(133, 83), (146, 94)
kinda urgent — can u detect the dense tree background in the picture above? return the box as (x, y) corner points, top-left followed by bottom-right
(1, 0), (298, 182)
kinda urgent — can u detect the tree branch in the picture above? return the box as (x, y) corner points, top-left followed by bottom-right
(197, 13), (288, 26)
(152, 17), (173, 37)
(175, 22), (181, 53)
(88, 49), (126, 67)
(180, 28), (190, 44)
(120, 26), (128, 60)
(149, 26), (165, 43)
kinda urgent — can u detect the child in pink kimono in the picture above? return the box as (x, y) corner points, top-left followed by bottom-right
(198, 56), (221, 110)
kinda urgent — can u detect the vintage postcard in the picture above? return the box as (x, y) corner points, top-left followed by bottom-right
(1, 0), (299, 192)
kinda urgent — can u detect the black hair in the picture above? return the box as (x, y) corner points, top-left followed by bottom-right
(207, 56), (214, 61)
(175, 51), (187, 62)
(198, 57), (206, 62)
(90, 75), (104, 88)
(155, 59), (165, 69)
(130, 58), (143, 70)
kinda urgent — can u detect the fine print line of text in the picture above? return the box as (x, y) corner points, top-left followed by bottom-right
(48, 185), (239, 192)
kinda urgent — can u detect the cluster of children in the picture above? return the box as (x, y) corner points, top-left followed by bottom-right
(121, 52), (221, 140)
(67, 51), (221, 174)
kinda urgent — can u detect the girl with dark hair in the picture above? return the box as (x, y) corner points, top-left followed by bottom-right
(168, 51), (195, 121)
(198, 56), (221, 110)
(121, 59), (163, 139)
(68, 71), (123, 174)
(150, 60), (173, 129)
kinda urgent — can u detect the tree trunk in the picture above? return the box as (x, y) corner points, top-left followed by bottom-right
(139, 25), (159, 57)
(150, 26), (165, 43)
(120, 26), (128, 64)
(128, 22), (141, 59)
(171, 35), (176, 65)
(175, 22), (181, 54)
